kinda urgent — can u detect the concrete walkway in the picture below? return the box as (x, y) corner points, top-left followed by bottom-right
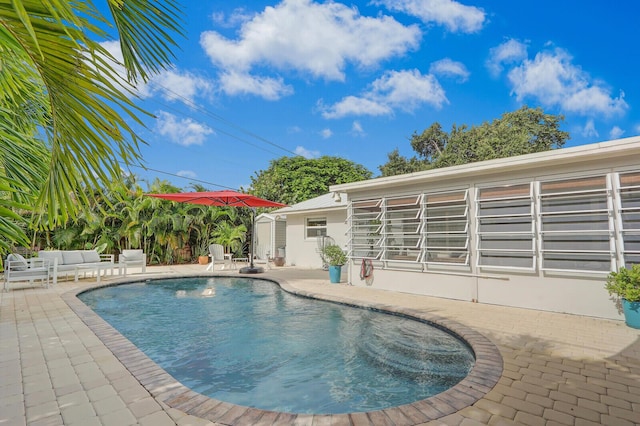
(1, 264), (639, 425)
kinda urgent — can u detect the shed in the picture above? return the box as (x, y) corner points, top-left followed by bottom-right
(254, 213), (286, 260)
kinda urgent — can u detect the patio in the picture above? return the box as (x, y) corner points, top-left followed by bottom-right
(1, 264), (639, 425)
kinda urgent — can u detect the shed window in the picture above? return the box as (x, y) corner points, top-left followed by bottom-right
(306, 217), (327, 238)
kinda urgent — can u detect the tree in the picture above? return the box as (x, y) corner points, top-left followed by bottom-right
(0, 1), (183, 256)
(378, 149), (430, 177)
(378, 106), (570, 176)
(249, 156), (373, 205)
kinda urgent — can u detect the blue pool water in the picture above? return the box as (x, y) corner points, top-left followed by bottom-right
(79, 277), (474, 414)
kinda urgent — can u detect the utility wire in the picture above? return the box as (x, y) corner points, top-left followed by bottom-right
(122, 162), (239, 191)
(145, 80), (300, 157)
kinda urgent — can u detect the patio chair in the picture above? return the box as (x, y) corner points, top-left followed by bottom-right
(253, 244), (271, 270)
(118, 249), (146, 276)
(4, 254), (50, 291)
(206, 244), (227, 271)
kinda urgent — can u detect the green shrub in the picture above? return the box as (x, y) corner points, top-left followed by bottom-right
(322, 244), (347, 266)
(605, 264), (640, 302)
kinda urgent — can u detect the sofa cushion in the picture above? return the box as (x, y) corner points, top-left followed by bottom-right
(121, 249), (143, 261)
(81, 250), (101, 263)
(62, 250), (84, 265)
(38, 250), (64, 265)
(7, 253), (28, 271)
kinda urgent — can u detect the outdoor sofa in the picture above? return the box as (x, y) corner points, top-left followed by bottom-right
(3, 254), (51, 291)
(38, 250), (115, 285)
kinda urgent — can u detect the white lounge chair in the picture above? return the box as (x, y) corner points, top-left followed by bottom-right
(4, 254), (50, 291)
(253, 244), (271, 270)
(206, 244), (227, 271)
(118, 249), (146, 276)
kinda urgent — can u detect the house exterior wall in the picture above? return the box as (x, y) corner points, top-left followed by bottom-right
(337, 138), (640, 320)
(285, 209), (348, 268)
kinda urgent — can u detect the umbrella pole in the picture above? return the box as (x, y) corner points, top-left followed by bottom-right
(240, 207), (264, 274)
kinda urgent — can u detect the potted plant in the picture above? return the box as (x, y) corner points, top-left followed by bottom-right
(605, 264), (640, 328)
(322, 244), (347, 283)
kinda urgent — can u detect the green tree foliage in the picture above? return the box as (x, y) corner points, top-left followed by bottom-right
(0, 0), (183, 257)
(31, 176), (251, 265)
(378, 106), (570, 176)
(249, 156), (373, 205)
(378, 149), (430, 177)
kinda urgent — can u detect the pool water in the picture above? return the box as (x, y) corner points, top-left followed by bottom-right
(79, 277), (474, 414)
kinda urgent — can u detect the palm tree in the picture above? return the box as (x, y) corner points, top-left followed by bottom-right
(0, 1), (183, 256)
(212, 221), (248, 257)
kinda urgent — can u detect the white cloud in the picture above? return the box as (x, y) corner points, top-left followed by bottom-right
(486, 39), (528, 77)
(351, 121), (365, 136)
(155, 111), (214, 146)
(176, 170), (197, 179)
(609, 126), (625, 140)
(212, 8), (254, 28)
(152, 70), (214, 104)
(200, 0), (421, 99)
(320, 69), (447, 119)
(429, 58), (469, 82)
(99, 40), (214, 104)
(580, 119), (599, 138)
(505, 47), (628, 117)
(287, 126), (302, 134)
(319, 96), (392, 119)
(375, 0), (485, 33)
(218, 71), (293, 100)
(320, 128), (333, 139)
(295, 145), (320, 158)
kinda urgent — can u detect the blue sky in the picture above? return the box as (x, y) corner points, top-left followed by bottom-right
(102, 0), (640, 191)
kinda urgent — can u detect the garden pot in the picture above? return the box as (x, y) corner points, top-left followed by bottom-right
(273, 257), (285, 267)
(198, 255), (210, 265)
(329, 265), (342, 283)
(622, 299), (640, 329)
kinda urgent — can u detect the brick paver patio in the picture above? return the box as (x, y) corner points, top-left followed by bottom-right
(1, 264), (639, 425)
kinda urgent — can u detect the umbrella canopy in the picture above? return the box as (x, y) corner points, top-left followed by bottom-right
(146, 190), (286, 274)
(147, 190), (286, 208)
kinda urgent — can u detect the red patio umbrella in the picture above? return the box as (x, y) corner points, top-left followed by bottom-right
(147, 190), (287, 273)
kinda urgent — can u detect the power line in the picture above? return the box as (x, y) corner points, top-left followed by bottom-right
(144, 80), (300, 157)
(122, 162), (239, 190)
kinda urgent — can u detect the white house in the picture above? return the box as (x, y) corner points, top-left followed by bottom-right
(273, 192), (348, 268)
(330, 136), (640, 320)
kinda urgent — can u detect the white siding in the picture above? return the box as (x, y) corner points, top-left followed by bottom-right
(337, 138), (640, 320)
(285, 210), (348, 268)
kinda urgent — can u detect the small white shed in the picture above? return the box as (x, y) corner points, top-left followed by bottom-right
(254, 213), (286, 259)
(273, 192), (348, 268)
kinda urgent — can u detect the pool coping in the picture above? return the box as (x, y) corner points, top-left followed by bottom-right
(62, 274), (503, 425)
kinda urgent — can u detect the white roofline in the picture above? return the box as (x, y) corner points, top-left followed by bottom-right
(330, 136), (640, 193)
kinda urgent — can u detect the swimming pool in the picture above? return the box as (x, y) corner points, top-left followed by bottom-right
(79, 277), (475, 414)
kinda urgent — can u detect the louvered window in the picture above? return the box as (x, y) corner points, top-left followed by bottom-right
(476, 184), (536, 270)
(539, 176), (614, 273)
(423, 191), (469, 265)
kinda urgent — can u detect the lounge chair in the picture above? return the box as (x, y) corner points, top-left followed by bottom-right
(4, 254), (50, 291)
(206, 244), (227, 271)
(118, 249), (146, 276)
(253, 244), (271, 270)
